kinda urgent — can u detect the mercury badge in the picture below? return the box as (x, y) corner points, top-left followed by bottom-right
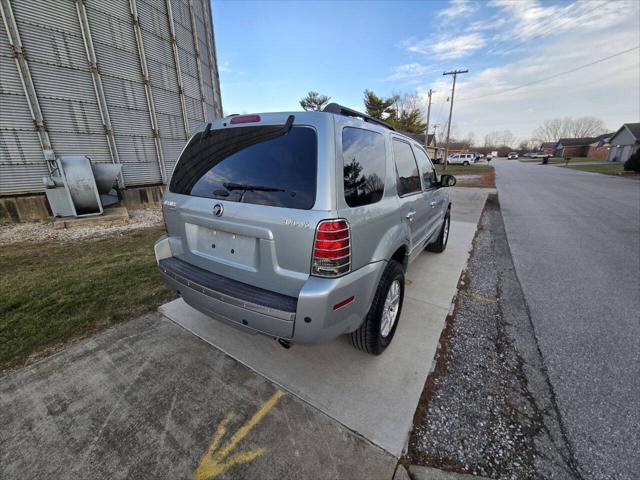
(212, 203), (224, 217)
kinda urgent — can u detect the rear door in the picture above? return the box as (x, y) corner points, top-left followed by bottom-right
(413, 145), (442, 240)
(164, 119), (328, 297)
(392, 138), (427, 261)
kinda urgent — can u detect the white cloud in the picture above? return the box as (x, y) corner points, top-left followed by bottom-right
(431, 26), (640, 141)
(407, 33), (486, 60)
(387, 63), (439, 81)
(438, 0), (478, 18)
(488, 0), (629, 44)
(219, 61), (233, 74)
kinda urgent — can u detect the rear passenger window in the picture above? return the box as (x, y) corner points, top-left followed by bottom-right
(392, 139), (421, 196)
(413, 147), (438, 189)
(342, 127), (386, 207)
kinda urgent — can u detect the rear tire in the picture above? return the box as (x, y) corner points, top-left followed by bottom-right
(463, 161), (470, 166)
(351, 260), (404, 355)
(427, 210), (450, 253)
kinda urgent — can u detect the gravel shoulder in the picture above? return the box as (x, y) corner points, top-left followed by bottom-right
(404, 195), (583, 479)
(0, 208), (163, 244)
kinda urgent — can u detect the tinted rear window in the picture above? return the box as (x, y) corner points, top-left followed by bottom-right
(170, 126), (317, 210)
(342, 127), (386, 207)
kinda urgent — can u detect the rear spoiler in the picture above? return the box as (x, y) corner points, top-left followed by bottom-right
(323, 103), (396, 131)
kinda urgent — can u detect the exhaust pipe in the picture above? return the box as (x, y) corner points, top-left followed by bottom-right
(277, 338), (292, 349)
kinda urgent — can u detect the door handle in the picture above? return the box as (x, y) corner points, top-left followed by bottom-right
(405, 210), (416, 221)
(429, 201), (438, 208)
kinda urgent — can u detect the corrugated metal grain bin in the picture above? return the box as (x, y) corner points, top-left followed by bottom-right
(0, 0), (222, 196)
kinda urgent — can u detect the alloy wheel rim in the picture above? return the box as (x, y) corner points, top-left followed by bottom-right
(443, 217), (450, 245)
(380, 280), (401, 338)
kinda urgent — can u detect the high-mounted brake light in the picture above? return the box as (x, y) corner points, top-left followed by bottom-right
(230, 114), (261, 124)
(312, 219), (351, 277)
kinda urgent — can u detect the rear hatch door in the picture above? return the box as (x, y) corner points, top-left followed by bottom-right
(164, 116), (330, 298)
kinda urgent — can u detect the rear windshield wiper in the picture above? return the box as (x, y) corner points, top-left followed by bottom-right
(223, 182), (284, 192)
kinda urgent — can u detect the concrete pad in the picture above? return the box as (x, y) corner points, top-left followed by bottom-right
(160, 188), (489, 457)
(0, 314), (396, 480)
(53, 206), (129, 229)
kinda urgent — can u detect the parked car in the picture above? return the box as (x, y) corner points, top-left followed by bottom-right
(486, 150), (498, 159)
(508, 152), (519, 159)
(155, 104), (456, 355)
(531, 152), (550, 159)
(447, 153), (475, 165)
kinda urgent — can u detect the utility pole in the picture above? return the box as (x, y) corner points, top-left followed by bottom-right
(442, 69), (468, 172)
(425, 89), (433, 146)
(431, 123), (440, 160)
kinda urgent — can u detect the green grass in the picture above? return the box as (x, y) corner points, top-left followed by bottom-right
(435, 164), (493, 175)
(0, 226), (174, 370)
(521, 156), (607, 164)
(560, 163), (635, 176)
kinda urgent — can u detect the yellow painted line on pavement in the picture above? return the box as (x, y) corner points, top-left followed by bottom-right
(463, 292), (497, 304)
(193, 390), (285, 480)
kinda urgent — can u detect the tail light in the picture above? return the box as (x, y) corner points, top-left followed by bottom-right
(312, 219), (351, 277)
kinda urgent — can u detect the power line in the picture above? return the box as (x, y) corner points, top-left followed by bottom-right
(457, 46), (640, 103)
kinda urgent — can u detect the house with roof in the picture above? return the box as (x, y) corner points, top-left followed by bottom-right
(555, 137), (600, 158)
(540, 142), (557, 155)
(586, 132), (615, 160)
(606, 123), (640, 163)
(402, 132), (439, 160)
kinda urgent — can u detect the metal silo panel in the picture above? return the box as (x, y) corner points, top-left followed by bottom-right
(0, 129), (43, 165)
(156, 112), (184, 140)
(0, 56), (24, 94)
(13, 0), (83, 35)
(162, 137), (187, 177)
(117, 135), (161, 185)
(101, 76), (148, 111)
(15, 22), (87, 70)
(0, 163), (49, 194)
(37, 96), (105, 134)
(47, 130), (111, 164)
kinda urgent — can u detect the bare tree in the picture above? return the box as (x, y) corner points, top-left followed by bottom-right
(567, 117), (607, 137)
(483, 130), (516, 148)
(502, 130), (516, 148)
(533, 117), (607, 142)
(484, 131), (501, 148)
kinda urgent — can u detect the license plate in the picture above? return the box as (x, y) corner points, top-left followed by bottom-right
(186, 224), (257, 268)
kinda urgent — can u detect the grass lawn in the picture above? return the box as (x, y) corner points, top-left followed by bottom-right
(0, 226), (174, 370)
(521, 156), (607, 164)
(435, 164), (495, 188)
(560, 163), (637, 176)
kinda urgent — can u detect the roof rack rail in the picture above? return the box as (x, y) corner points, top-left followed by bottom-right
(322, 103), (396, 131)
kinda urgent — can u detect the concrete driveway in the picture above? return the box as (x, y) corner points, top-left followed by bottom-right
(160, 187), (489, 457)
(494, 159), (640, 479)
(0, 187), (490, 479)
(0, 314), (396, 480)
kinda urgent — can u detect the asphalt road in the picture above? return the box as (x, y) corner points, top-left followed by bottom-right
(494, 160), (640, 479)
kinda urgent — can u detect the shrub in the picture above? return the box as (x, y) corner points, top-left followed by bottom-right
(624, 150), (640, 172)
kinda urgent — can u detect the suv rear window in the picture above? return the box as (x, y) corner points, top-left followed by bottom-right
(342, 127), (386, 207)
(170, 126), (317, 210)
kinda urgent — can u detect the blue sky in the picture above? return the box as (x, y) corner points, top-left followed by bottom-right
(212, 0), (640, 142)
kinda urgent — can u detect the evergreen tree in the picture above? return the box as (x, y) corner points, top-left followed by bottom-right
(299, 91), (331, 111)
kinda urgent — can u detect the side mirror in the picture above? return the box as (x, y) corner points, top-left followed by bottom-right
(440, 174), (456, 187)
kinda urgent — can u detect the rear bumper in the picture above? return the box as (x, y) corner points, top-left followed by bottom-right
(155, 235), (384, 343)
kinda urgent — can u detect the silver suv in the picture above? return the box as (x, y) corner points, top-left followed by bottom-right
(155, 104), (456, 355)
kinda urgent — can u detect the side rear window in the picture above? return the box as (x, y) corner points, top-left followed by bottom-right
(392, 139), (421, 196)
(342, 127), (386, 207)
(170, 126), (317, 210)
